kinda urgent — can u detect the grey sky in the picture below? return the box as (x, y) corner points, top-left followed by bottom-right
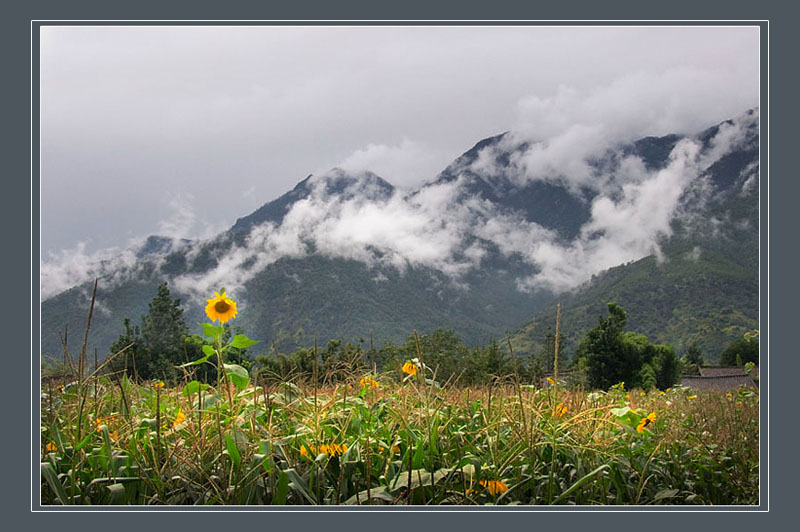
(40, 25), (759, 264)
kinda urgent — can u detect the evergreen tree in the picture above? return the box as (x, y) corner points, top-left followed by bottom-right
(139, 282), (189, 381)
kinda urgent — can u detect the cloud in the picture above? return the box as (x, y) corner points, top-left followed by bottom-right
(335, 138), (446, 188)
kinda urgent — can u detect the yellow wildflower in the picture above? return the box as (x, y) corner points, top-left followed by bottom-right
(687, 395), (697, 400)
(204, 289), (238, 323)
(659, 391), (665, 396)
(726, 393), (733, 399)
(402, 361), (418, 376)
(154, 381), (165, 389)
(640, 391), (646, 397)
(44, 441), (57, 452)
(479, 480), (509, 496)
(625, 394), (630, 400)
(736, 401), (743, 408)
(173, 408), (186, 428)
(546, 377), (555, 385)
(360, 376), (379, 389)
(554, 403), (567, 417)
(636, 412), (657, 434)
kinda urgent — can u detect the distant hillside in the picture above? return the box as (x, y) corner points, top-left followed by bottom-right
(509, 140), (759, 363)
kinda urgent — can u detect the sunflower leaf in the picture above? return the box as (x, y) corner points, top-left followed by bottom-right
(230, 334), (259, 349)
(200, 323), (224, 339)
(223, 364), (250, 390)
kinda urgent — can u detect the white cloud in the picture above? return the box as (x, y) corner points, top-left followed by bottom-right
(336, 138), (446, 188)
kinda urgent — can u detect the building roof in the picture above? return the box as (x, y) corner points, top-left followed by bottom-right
(681, 374), (757, 391)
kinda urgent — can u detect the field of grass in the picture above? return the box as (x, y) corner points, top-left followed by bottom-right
(40, 367), (759, 506)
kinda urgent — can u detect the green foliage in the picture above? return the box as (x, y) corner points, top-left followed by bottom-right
(580, 303), (679, 391)
(720, 337), (759, 366)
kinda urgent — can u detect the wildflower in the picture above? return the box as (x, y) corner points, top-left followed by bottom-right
(205, 289), (238, 323)
(687, 395), (697, 400)
(620, 382), (625, 390)
(154, 381), (165, 389)
(636, 412), (657, 434)
(659, 391), (665, 396)
(640, 391), (646, 397)
(554, 403), (567, 417)
(479, 480), (509, 496)
(625, 394), (630, 400)
(173, 408), (186, 428)
(546, 377), (555, 385)
(726, 393), (733, 399)
(665, 388), (671, 393)
(736, 401), (743, 408)
(44, 441), (57, 452)
(360, 376), (379, 389)
(302, 443), (348, 457)
(402, 361), (418, 376)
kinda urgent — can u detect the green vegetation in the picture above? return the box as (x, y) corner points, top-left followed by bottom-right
(40, 288), (759, 506)
(574, 303), (680, 391)
(40, 365), (759, 505)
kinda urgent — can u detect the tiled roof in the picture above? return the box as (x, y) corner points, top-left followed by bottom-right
(681, 374), (757, 390)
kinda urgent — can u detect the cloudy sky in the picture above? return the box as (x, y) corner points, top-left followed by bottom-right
(40, 25), (759, 299)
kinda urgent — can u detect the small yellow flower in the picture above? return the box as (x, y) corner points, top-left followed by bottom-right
(154, 381), (165, 389)
(726, 393), (733, 399)
(173, 408), (186, 428)
(205, 289), (238, 323)
(625, 393), (630, 400)
(665, 388), (671, 393)
(44, 441), (57, 452)
(636, 412), (657, 434)
(360, 376), (379, 389)
(554, 403), (567, 417)
(687, 395), (697, 400)
(546, 377), (555, 385)
(479, 480), (509, 496)
(659, 391), (665, 396)
(640, 391), (646, 397)
(736, 401), (743, 408)
(402, 361), (418, 376)
(620, 382), (625, 390)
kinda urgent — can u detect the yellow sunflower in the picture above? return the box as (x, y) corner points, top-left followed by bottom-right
(479, 480), (509, 496)
(360, 376), (379, 389)
(205, 289), (238, 323)
(402, 361), (418, 376)
(636, 412), (657, 434)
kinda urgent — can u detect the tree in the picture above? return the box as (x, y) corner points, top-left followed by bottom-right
(139, 282), (189, 381)
(582, 302), (633, 390)
(681, 341), (704, 375)
(720, 337), (759, 366)
(580, 303), (679, 391)
(108, 283), (189, 382)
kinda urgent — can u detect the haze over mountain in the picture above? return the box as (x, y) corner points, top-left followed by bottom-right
(40, 108), (759, 362)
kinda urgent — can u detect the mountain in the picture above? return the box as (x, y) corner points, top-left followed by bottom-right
(40, 110), (759, 364)
(508, 111), (759, 362)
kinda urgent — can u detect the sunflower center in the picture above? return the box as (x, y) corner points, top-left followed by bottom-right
(214, 300), (231, 313)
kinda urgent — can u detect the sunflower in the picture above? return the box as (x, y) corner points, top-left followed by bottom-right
(205, 289), (238, 323)
(360, 376), (379, 389)
(636, 412), (657, 434)
(402, 361), (418, 376)
(173, 408), (186, 428)
(479, 480), (509, 496)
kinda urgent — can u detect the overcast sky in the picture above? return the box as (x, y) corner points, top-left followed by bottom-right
(40, 25), (759, 266)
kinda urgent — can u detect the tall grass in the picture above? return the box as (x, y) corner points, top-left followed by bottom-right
(40, 366), (759, 505)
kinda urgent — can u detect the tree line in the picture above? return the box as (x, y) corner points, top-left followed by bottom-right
(94, 283), (758, 390)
